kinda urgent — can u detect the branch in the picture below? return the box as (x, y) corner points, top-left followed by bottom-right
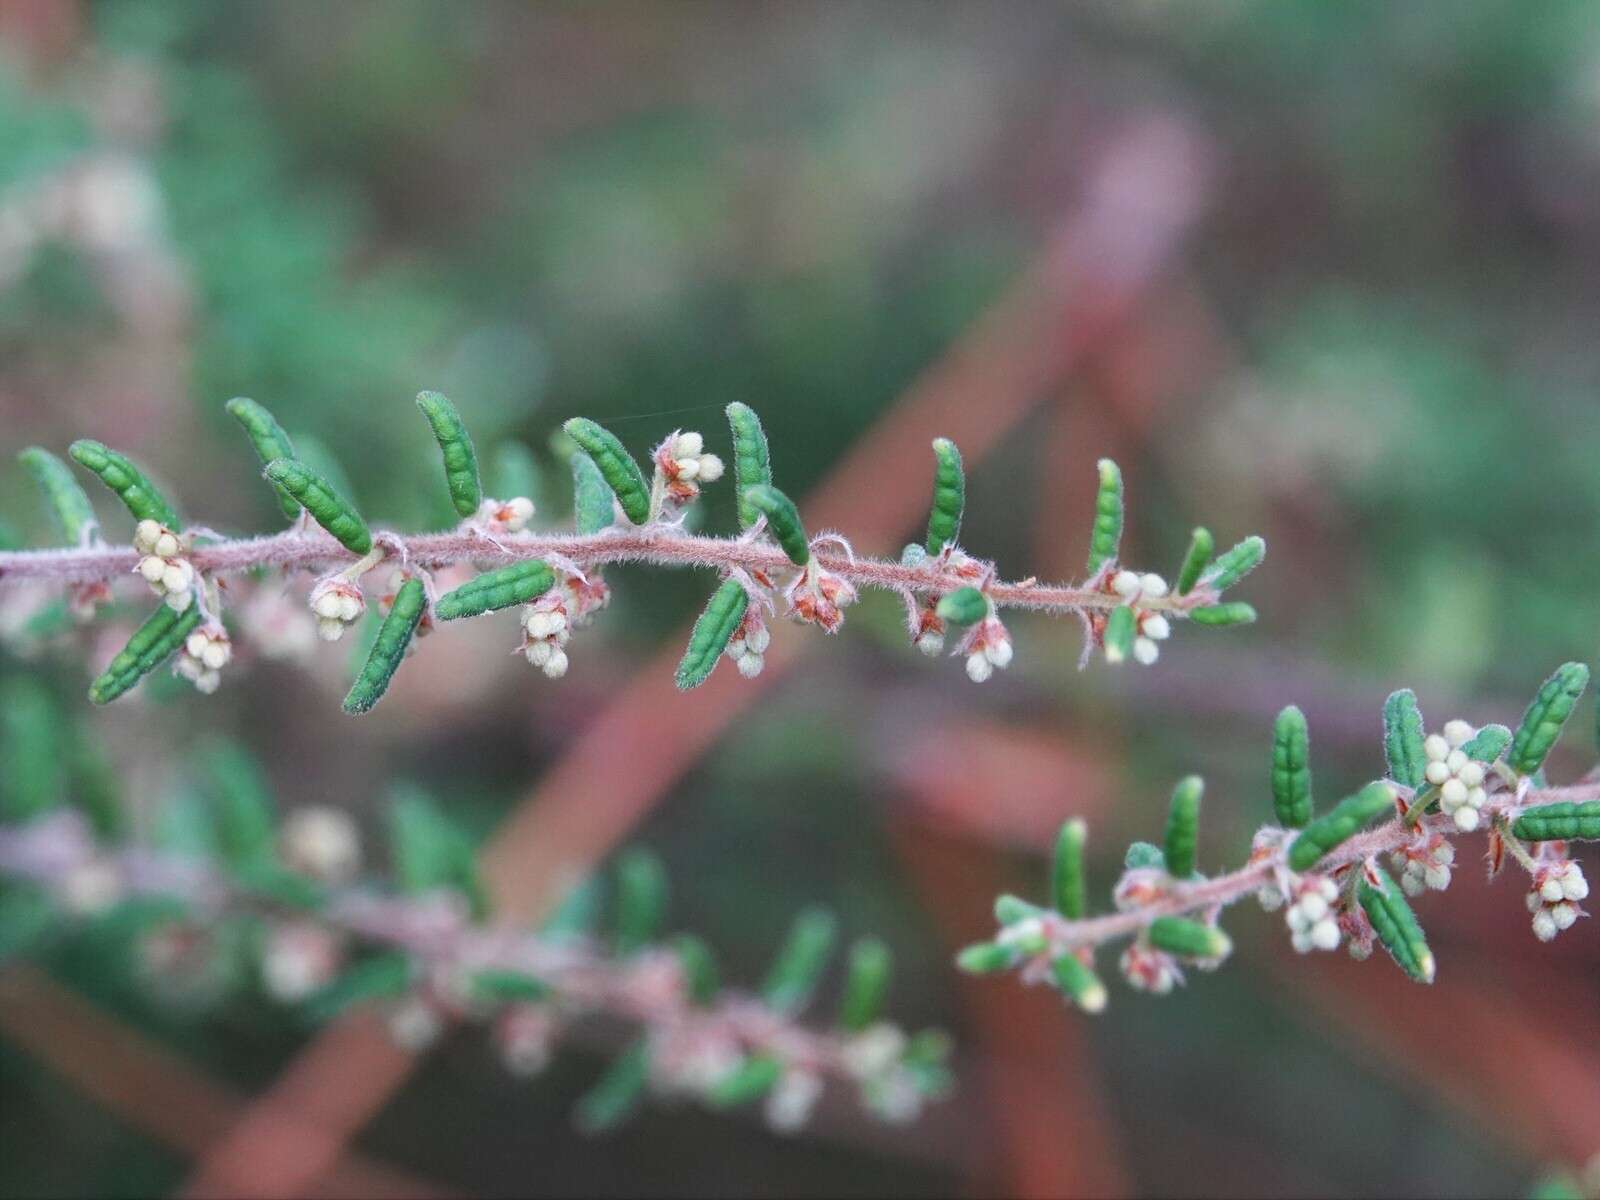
(0, 809), (945, 1133)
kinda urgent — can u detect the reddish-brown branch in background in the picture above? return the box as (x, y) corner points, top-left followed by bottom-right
(0, 964), (454, 1200)
(178, 115), (1212, 1200)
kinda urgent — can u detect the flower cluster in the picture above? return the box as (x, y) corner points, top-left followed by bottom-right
(1119, 941), (1182, 994)
(1527, 859), (1589, 942)
(653, 430), (724, 509)
(309, 577), (366, 642)
(482, 495), (536, 534)
(1424, 720), (1489, 831)
(1391, 831), (1454, 896)
(724, 608), (771, 678)
(1108, 569), (1173, 665)
(132, 519), (195, 611)
(520, 571), (610, 680)
(957, 614), (1013, 683)
(176, 622), (232, 694)
(1284, 876), (1341, 953)
(785, 560), (858, 634)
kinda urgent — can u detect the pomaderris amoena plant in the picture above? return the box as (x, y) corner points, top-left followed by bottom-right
(958, 666), (1598, 1010)
(0, 393), (1261, 1132)
(0, 730), (947, 1133)
(0, 394), (1262, 707)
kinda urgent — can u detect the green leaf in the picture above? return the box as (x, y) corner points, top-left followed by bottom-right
(1163, 776), (1203, 879)
(935, 586), (986, 626)
(88, 602), (203, 704)
(993, 894), (1043, 925)
(67, 439), (180, 529)
(386, 786), (487, 920)
(743, 484), (810, 566)
(575, 1039), (651, 1134)
(1051, 819), (1087, 919)
(763, 906), (836, 1013)
(434, 561), (554, 620)
(1049, 954), (1107, 1013)
(562, 418), (650, 525)
(1085, 459), (1123, 574)
(1358, 866), (1435, 983)
(1512, 801), (1600, 842)
(201, 741), (277, 874)
(19, 446), (98, 543)
(264, 458), (371, 556)
(613, 848), (667, 955)
(1271, 705), (1313, 829)
(343, 579), (425, 714)
(1201, 535), (1265, 592)
(570, 450), (615, 534)
(671, 933), (720, 1006)
(1175, 526), (1213, 596)
(839, 937), (892, 1032)
(1287, 782), (1397, 872)
(224, 398), (300, 519)
(470, 969), (550, 1004)
(924, 437), (965, 556)
(1188, 602), (1257, 627)
(1383, 689), (1427, 790)
(416, 391), (483, 518)
(1147, 916), (1230, 960)
(675, 579), (748, 690)
(955, 941), (1019, 973)
(1460, 723), (1511, 764)
(725, 402), (772, 531)
(1, 677), (64, 821)
(1509, 662), (1589, 776)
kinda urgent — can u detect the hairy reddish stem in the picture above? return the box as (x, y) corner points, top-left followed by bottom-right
(0, 526), (1215, 618)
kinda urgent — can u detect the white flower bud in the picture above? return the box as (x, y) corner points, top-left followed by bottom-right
(134, 519), (162, 551)
(1299, 892), (1328, 923)
(1562, 868), (1588, 901)
(1423, 864), (1451, 890)
(1466, 786), (1486, 809)
(543, 648), (569, 679)
(674, 457), (700, 481)
(525, 640), (552, 666)
(1112, 570), (1141, 597)
(1311, 917), (1340, 951)
(165, 589), (193, 613)
(318, 617), (346, 641)
(187, 631), (209, 657)
(1541, 877), (1565, 904)
(746, 625), (770, 654)
(985, 637), (1013, 668)
(282, 806), (361, 884)
(1425, 761), (1451, 785)
(1139, 573), (1169, 598)
(1440, 779), (1467, 806)
(1443, 719), (1474, 747)
(154, 532), (180, 559)
(696, 454), (724, 482)
(526, 612), (552, 638)
(1452, 806), (1480, 832)
(1551, 902), (1578, 931)
(1142, 614), (1171, 641)
(139, 555), (167, 583)
(1401, 872), (1425, 897)
(314, 592), (343, 618)
(736, 652), (764, 678)
(162, 561), (192, 593)
(338, 593), (362, 621)
(966, 653), (993, 682)
(674, 431), (704, 458)
(1423, 735), (1449, 762)
(917, 633), (944, 657)
(1445, 749), (1467, 773)
(201, 641), (230, 670)
(1133, 637), (1159, 665)
(1532, 909), (1558, 941)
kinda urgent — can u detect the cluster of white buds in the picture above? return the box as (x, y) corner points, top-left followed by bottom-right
(521, 593), (571, 679)
(764, 1068), (824, 1134)
(787, 561), (857, 634)
(1119, 940), (1182, 994)
(724, 608), (770, 678)
(494, 1004), (556, 1077)
(309, 578), (365, 642)
(280, 806), (362, 885)
(1284, 876), (1342, 953)
(1425, 720), (1488, 831)
(1526, 860), (1588, 942)
(132, 519), (194, 611)
(959, 616), (1013, 683)
(482, 496), (536, 534)
(260, 921), (342, 1002)
(653, 431), (724, 507)
(176, 623), (232, 694)
(1110, 570), (1172, 665)
(1391, 833), (1454, 896)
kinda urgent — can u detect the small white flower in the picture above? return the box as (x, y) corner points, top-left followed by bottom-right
(308, 579), (365, 641)
(1285, 877), (1341, 954)
(1424, 734), (1450, 762)
(765, 1069), (823, 1134)
(1133, 636), (1159, 665)
(1141, 614), (1171, 641)
(1139, 573), (1169, 598)
(176, 624), (232, 694)
(1443, 719), (1474, 748)
(543, 648), (569, 679)
(1527, 862), (1587, 941)
(965, 652), (994, 682)
(674, 431), (704, 458)
(281, 806), (362, 884)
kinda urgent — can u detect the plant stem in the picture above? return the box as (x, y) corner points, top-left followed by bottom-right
(0, 526), (1218, 618)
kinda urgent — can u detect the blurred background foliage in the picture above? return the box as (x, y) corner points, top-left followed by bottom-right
(1, 1), (1597, 1197)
